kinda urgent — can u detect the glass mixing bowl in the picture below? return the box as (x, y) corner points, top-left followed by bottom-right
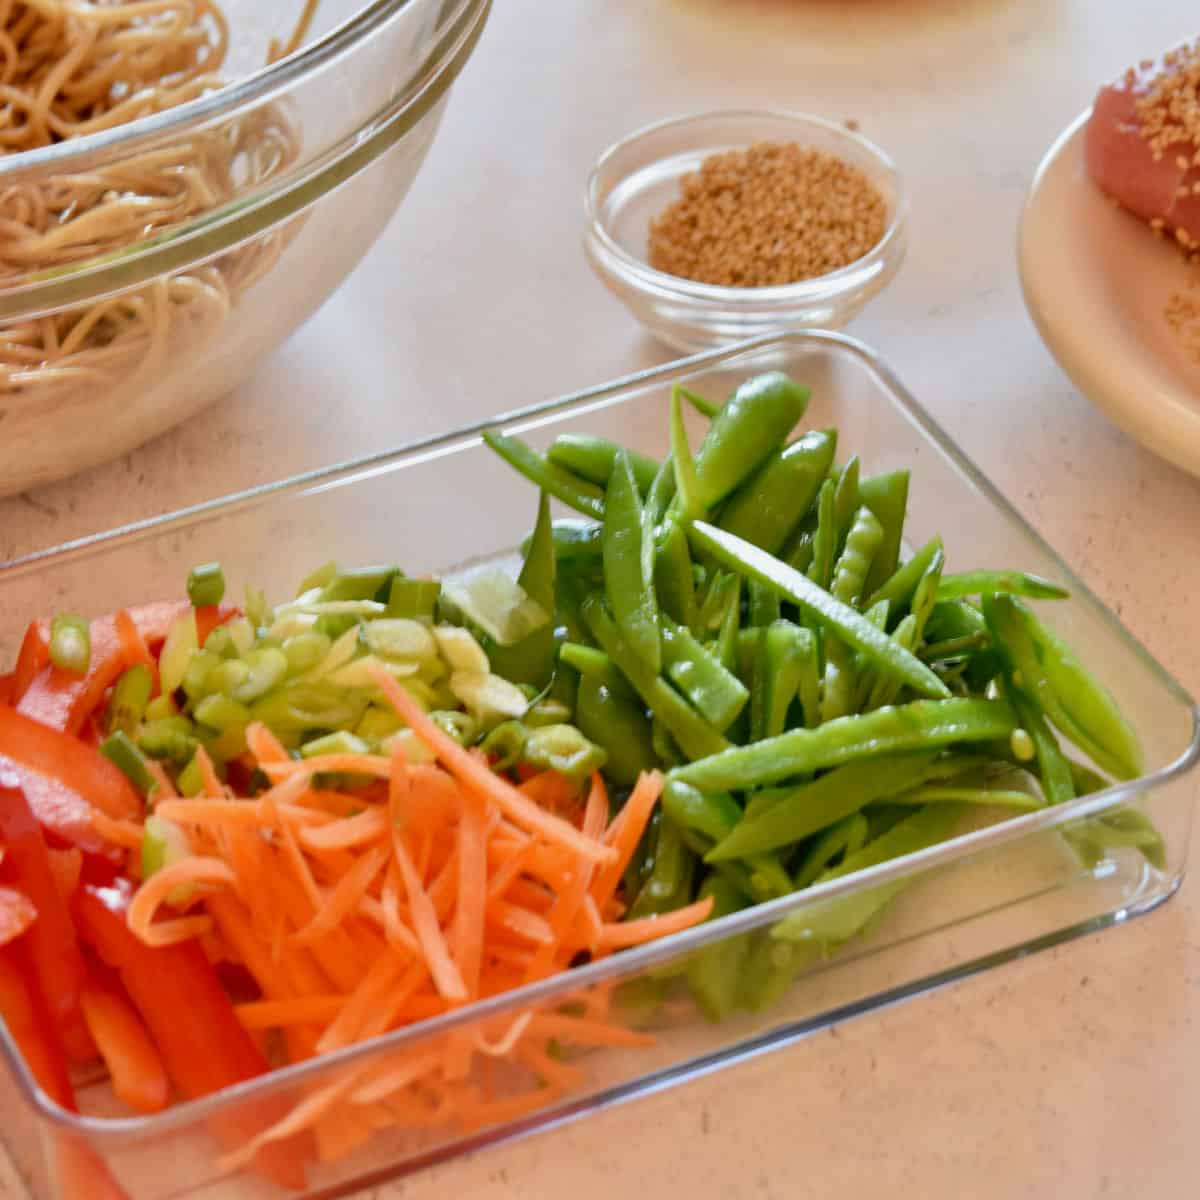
(0, 0), (491, 497)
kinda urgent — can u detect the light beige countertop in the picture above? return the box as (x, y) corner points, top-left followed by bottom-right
(3, 1), (1200, 1197)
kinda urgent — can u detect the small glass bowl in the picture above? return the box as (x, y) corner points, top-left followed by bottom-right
(584, 110), (908, 353)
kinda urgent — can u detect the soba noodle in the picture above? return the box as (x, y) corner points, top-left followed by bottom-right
(0, 1), (314, 401)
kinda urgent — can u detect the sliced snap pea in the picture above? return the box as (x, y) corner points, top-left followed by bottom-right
(718, 429), (838, 556)
(830, 506), (884, 607)
(936, 570), (1069, 602)
(655, 520), (699, 634)
(770, 804), (964, 947)
(574, 675), (657, 787)
(49, 614), (89, 675)
(691, 372), (810, 508)
(677, 385), (720, 419)
(707, 752), (940, 861)
(831, 456), (861, 556)
(661, 616), (749, 732)
(806, 480), (837, 592)
(865, 535), (944, 618)
(670, 385), (706, 525)
(793, 811), (871, 889)
(686, 874), (751, 1023)
(187, 562), (226, 608)
(983, 595), (1142, 781)
(582, 596), (729, 761)
(689, 522), (950, 701)
(859, 470), (910, 598)
(99, 730), (159, 801)
(546, 434), (659, 494)
(489, 492), (558, 688)
(106, 664), (153, 735)
(669, 697), (1015, 793)
(603, 450), (661, 674)
(483, 430), (605, 520)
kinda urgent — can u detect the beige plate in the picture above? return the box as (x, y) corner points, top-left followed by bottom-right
(1019, 109), (1200, 477)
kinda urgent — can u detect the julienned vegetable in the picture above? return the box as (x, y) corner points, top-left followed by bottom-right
(0, 370), (1159, 1188)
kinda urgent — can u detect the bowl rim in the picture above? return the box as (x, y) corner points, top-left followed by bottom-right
(0, 0), (491, 319)
(583, 108), (908, 307)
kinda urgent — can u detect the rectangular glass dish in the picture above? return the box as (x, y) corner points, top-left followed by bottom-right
(0, 331), (1195, 1200)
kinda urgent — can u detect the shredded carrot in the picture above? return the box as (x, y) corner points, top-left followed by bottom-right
(90, 811), (146, 850)
(391, 832), (467, 1003)
(290, 846), (389, 949)
(114, 609), (155, 671)
(453, 788), (488, 1000)
(143, 759), (179, 801)
(297, 807), (388, 853)
(235, 996), (346, 1031)
(193, 745), (225, 799)
(371, 668), (616, 864)
(590, 771), (663, 911)
(245, 721), (290, 765)
(127, 857), (235, 947)
(597, 895), (714, 950)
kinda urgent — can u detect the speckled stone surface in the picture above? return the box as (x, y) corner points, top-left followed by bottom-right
(3, 1), (1199, 1196)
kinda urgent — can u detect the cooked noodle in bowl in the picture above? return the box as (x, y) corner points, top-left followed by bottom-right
(0, 0), (311, 479)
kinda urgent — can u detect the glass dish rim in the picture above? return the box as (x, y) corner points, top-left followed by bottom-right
(1, 328), (1195, 1139)
(583, 109), (909, 306)
(0, 0), (491, 321)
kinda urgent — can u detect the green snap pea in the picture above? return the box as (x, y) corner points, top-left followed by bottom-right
(489, 492), (558, 688)
(546, 434), (659, 494)
(759, 621), (818, 738)
(690, 372), (810, 508)
(859, 470), (910, 598)
(806, 480), (837, 591)
(714, 575), (743, 673)
(1006, 685), (1074, 807)
(717, 429), (838, 556)
(670, 698), (1015, 793)
(771, 804), (964, 947)
(670, 385), (706, 525)
(677, 385), (720, 419)
(629, 815), (696, 918)
(983, 595), (1142, 781)
(830, 506), (884, 607)
(603, 451), (661, 673)
(747, 579), (781, 628)
(821, 638), (857, 723)
(661, 616), (749, 732)
(831, 456), (861, 556)
(574, 677), (657, 787)
(886, 785), (1041, 811)
(689, 522), (950, 701)
(483, 430), (605, 520)
(793, 812), (870, 889)
(936, 570), (1069, 602)
(559, 643), (635, 698)
(865, 536), (944, 618)
(581, 597), (729, 761)
(707, 752), (940, 861)
(654, 520), (699, 634)
(645, 454), (678, 529)
(686, 874), (751, 1022)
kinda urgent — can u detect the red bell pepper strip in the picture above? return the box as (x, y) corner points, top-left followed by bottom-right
(0, 886), (35, 947)
(79, 970), (169, 1115)
(10, 622), (49, 705)
(73, 883), (309, 1190)
(0, 941), (132, 1200)
(0, 784), (92, 1063)
(0, 674), (13, 707)
(15, 601), (234, 734)
(0, 704), (140, 860)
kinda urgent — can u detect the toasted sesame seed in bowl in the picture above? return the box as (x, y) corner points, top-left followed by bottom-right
(584, 111), (907, 352)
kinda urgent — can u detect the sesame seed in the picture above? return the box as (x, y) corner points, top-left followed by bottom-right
(646, 141), (887, 288)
